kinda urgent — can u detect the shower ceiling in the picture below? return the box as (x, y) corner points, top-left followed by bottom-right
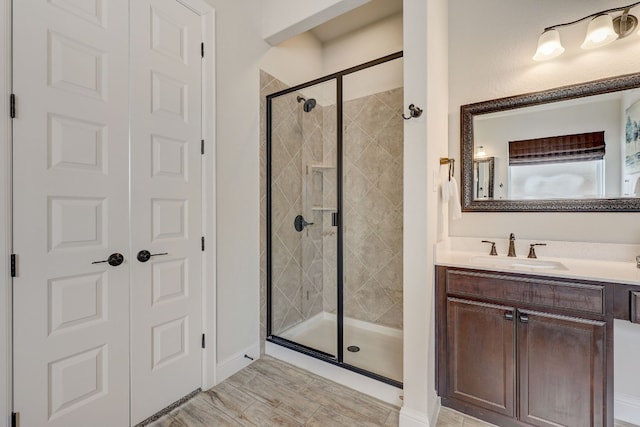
(310, 0), (403, 43)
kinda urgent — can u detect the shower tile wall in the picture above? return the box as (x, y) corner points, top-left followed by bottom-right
(342, 88), (404, 330)
(260, 70), (404, 355)
(260, 71), (325, 346)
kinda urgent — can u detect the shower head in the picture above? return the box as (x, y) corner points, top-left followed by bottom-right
(297, 96), (317, 113)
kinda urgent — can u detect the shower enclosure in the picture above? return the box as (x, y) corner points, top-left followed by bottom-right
(266, 52), (404, 386)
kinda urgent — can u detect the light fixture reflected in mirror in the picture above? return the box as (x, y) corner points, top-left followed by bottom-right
(475, 145), (487, 158)
(533, 1), (640, 61)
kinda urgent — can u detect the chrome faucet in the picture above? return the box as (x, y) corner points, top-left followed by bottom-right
(508, 233), (516, 257)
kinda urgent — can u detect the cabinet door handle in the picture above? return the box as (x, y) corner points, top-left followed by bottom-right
(519, 314), (529, 323)
(504, 311), (514, 321)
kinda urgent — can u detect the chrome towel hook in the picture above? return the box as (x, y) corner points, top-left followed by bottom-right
(402, 104), (423, 120)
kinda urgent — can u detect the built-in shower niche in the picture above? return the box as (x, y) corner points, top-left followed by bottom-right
(265, 52), (404, 387)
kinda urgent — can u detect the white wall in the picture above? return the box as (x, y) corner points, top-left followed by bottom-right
(323, 14), (403, 73)
(204, 0), (270, 375)
(449, 0), (640, 422)
(400, 0), (447, 425)
(260, 32), (324, 88)
(262, 0), (369, 45)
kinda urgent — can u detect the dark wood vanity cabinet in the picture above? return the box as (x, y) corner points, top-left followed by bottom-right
(436, 266), (613, 427)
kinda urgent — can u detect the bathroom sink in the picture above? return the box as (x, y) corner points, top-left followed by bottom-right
(469, 255), (568, 271)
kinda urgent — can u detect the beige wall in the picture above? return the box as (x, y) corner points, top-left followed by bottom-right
(448, 0), (640, 244)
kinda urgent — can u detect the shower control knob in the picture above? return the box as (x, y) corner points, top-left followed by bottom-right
(136, 250), (169, 263)
(294, 215), (314, 232)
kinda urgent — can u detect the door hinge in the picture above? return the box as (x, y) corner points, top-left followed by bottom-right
(201, 139), (204, 155)
(201, 42), (204, 58)
(201, 236), (205, 251)
(10, 254), (16, 277)
(11, 412), (19, 427)
(10, 94), (15, 118)
(201, 333), (206, 349)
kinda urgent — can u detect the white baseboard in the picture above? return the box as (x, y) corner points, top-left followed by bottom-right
(215, 342), (260, 384)
(266, 341), (403, 406)
(399, 406), (431, 427)
(616, 393), (640, 426)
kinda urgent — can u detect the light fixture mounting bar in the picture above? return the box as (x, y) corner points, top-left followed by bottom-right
(543, 0), (640, 31)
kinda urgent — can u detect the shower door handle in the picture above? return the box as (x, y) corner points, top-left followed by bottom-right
(332, 212), (339, 227)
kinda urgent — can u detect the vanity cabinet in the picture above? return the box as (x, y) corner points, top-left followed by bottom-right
(436, 266), (613, 427)
(632, 291), (640, 324)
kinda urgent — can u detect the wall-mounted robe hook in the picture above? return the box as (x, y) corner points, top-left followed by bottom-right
(402, 104), (423, 120)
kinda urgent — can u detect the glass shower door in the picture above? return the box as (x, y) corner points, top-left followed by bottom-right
(268, 80), (338, 358)
(341, 58), (404, 383)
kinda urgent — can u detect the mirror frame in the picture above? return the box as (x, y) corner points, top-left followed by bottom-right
(461, 72), (640, 212)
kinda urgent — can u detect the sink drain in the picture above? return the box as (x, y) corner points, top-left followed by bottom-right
(347, 345), (360, 352)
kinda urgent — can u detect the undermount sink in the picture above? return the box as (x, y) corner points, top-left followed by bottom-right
(469, 255), (568, 271)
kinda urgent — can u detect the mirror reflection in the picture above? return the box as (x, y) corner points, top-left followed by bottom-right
(473, 157), (494, 199)
(461, 72), (640, 212)
(473, 89), (640, 200)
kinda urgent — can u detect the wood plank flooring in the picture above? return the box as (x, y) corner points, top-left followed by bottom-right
(147, 355), (400, 426)
(147, 355), (633, 426)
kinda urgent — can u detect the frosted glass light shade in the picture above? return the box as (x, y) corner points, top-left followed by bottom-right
(581, 14), (618, 49)
(533, 29), (565, 61)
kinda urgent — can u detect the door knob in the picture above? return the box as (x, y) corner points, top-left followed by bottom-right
(137, 250), (168, 263)
(92, 253), (124, 267)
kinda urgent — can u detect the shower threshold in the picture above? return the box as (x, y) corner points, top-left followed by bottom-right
(273, 312), (403, 385)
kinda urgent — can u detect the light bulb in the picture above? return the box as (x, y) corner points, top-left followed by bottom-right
(533, 29), (565, 61)
(581, 14), (618, 49)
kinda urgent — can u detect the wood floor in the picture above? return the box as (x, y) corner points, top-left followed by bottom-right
(147, 355), (634, 426)
(147, 355), (400, 426)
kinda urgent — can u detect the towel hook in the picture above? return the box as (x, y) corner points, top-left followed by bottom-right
(402, 104), (423, 120)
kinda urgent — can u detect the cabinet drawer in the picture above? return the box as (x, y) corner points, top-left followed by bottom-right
(633, 292), (640, 324)
(446, 270), (605, 316)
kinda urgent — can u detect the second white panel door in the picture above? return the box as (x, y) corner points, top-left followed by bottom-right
(130, 0), (203, 424)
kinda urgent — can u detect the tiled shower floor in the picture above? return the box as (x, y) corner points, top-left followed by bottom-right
(279, 314), (403, 383)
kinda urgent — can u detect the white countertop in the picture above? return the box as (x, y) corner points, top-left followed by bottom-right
(435, 237), (640, 285)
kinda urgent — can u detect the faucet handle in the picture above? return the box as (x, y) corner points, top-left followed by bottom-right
(528, 243), (547, 259)
(481, 240), (498, 256)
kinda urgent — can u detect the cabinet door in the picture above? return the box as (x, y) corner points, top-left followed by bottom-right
(518, 310), (606, 427)
(446, 298), (516, 417)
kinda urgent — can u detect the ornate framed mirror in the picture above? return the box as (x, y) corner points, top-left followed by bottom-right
(461, 72), (640, 212)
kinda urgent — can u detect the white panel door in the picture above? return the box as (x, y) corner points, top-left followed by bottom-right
(130, 0), (203, 423)
(12, 1), (131, 426)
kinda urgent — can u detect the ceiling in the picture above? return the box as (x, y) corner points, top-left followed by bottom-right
(310, 0), (403, 43)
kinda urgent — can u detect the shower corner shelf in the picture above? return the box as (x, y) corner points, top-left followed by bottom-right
(311, 206), (336, 211)
(307, 164), (336, 174)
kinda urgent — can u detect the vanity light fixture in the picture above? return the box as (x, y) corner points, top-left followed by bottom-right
(475, 145), (487, 158)
(533, 1), (640, 61)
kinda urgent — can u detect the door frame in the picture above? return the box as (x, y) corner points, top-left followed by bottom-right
(0, 1), (217, 425)
(175, 0), (218, 392)
(0, 0), (11, 425)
